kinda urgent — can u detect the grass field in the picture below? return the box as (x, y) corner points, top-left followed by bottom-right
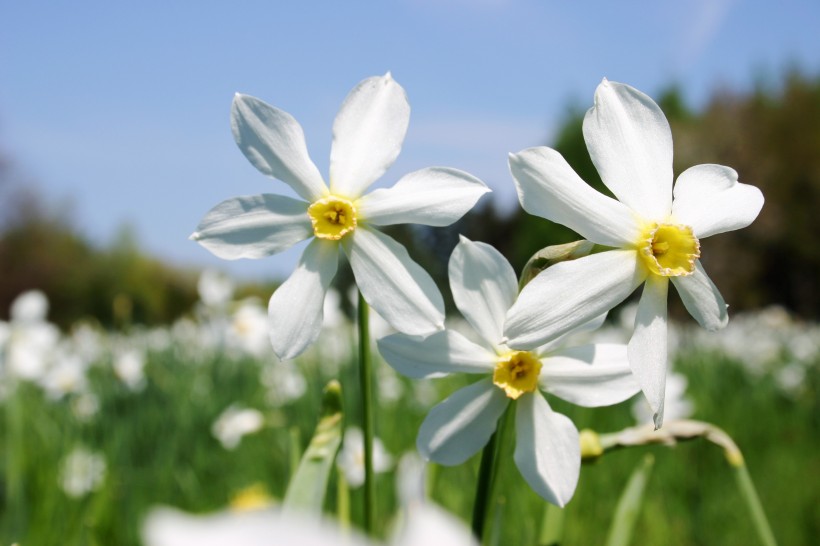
(1, 295), (817, 545)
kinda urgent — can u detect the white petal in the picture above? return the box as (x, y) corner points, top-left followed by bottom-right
(449, 236), (518, 345)
(417, 378), (508, 465)
(232, 94), (327, 202)
(671, 164), (764, 238)
(191, 194), (313, 260)
(535, 312), (609, 354)
(329, 73), (410, 198)
(377, 330), (497, 379)
(344, 227), (444, 336)
(358, 167), (489, 227)
(583, 79), (673, 220)
(504, 250), (646, 350)
(671, 261), (728, 331)
(509, 147), (640, 246)
(392, 503), (479, 546)
(514, 394), (580, 507)
(268, 239), (339, 360)
(628, 275), (669, 428)
(539, 344), (640, 407)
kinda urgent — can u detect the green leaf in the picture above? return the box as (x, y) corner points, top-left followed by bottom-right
(283, 380), (344, 513)
(605, 454), (654, 546)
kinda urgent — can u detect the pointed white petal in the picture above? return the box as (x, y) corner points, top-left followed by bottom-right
(268, 239), (339, 360)
(345, 227), (444, 336)
(392, 503), (479, 546)
(358, 167), (489, 227)
(417, 378), (508, 465)
(583, 79), (673, 220)
(504, 250), (646, 350)
(231, 94), (327, 202)
(448, 237), (518, 345)
(671, 261), (728, 331)
(671, 164), (764, 239)
(191, 194), (313, 260)
(628, 275), (669, 428)
(329, 74), (410, 198)
(535, 312), (609, 354)
(377, 330), (497, 379)
(509, 147), (640, 246)
(539, 344), (640, 407)
(514, 394), (580, 507)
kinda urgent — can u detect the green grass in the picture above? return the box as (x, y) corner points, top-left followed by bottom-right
(1, 343), (817, 545)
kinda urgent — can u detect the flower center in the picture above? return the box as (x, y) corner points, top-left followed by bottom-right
(638, 222), (700, 277)
(493, 351), (542, 400)
(307, 196), (357, 240)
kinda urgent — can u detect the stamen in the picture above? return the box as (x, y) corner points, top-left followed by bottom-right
(308, 196), (357, 240)
(493, 351), (542, 400)
(638, 222), (700, 277)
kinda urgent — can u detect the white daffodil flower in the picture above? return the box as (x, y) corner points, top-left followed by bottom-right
(192, 73), (490, 360)
(503, 79), (764, 428)
(378, 237), (639, 507)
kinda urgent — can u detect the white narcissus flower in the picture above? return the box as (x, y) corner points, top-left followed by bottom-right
(60, 446), (107, 498)
(212, 405), (265, 450)
(378, 237), (639, 507)
(192, 73), (490, 360)
(336, 427), (394, 488)
(504, 79), (764, 428)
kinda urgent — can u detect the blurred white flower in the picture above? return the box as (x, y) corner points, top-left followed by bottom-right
(40, 353), (88, 399)
(114, 348), (147, 391)
(260, 364), (307, 407)
(71, 392), (101, 422)
(10, 289), (49, 323)
(212, 405), (265, 450)
(337, 427), (394, 488)
(2, 290), (60, 382)
(774, 362), (806, 397)
(198, 269), (235, 309)
(60, 446), (107, 498)
(227, 299), (270, 357)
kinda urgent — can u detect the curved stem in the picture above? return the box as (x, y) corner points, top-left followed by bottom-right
(357, 291), (375, 535)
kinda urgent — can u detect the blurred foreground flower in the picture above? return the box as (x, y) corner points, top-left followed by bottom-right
(192, 73), (489, 359)
(60, 446), (107, 498)
(504, 79), (764, 427)
(379, 237), (639, 506)
(212, 405), (265, 449)
(337, 427), (394, 487)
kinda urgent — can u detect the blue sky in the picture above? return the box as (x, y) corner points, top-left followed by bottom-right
(2, 0), (819, 280)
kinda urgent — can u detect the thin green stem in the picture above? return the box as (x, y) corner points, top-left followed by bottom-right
(357, 291), (375, 535)
(732, 462), (778, 546)
(538, 502), (565, 546)
(471, 402), (513, 543)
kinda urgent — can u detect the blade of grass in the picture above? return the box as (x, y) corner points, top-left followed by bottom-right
(605, 454), (655, 546)
(283, 380), (343, 513)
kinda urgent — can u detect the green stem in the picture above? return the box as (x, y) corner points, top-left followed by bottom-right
(732, 461), (778, 546)
(471, 402), (513, 543)
(538, 502), (565, 546)
(357, 291), (375, 535)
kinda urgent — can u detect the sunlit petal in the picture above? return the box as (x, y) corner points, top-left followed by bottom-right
(417, 378), (508, 466)
(345, 227), (444, 336)
(672, 164), (764, 238)
(268, 239), (339, 360)
(671, 261), (728, 331)
(191, 194), (313, 259)
(358, 167), (489, 227)
(514, 394), (580, 507)
(509, 147), (639, 246)
(583, 79), (673, 220)
(628, 275), (669, 428)
(330, 73), (410, 198)
(378, 330), (497, 379)
(232, 94), (327, 202)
